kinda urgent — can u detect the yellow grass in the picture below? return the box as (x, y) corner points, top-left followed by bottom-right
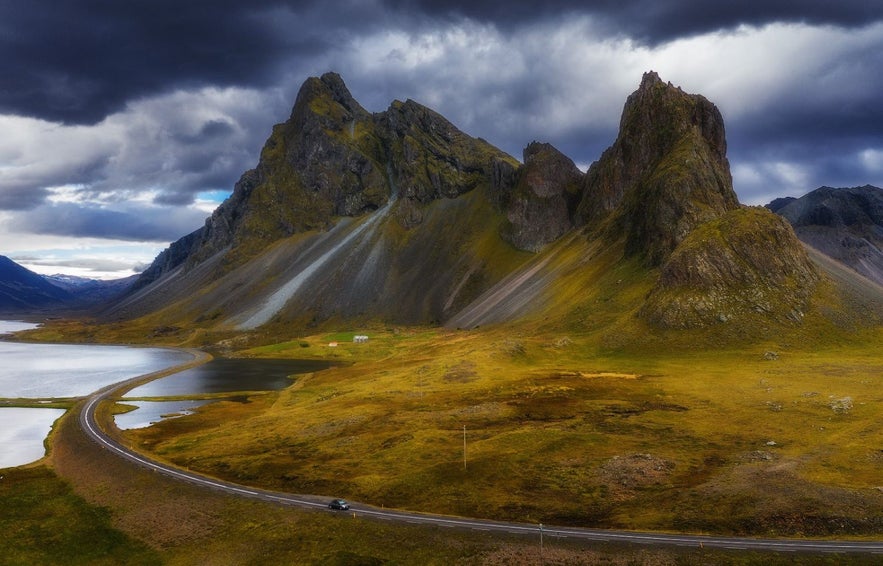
(118, 324), (883, 537)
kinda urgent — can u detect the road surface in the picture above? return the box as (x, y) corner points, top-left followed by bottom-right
(78, 358), (883, 556)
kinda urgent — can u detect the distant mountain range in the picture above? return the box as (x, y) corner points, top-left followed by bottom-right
(0, 256), (134, 315)
(768, 185), (883, 286)
(0, 256), (75, 313)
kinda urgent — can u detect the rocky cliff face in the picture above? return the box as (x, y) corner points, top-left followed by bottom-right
(137, 73), (519, 283)
(565, 71), (820, 329)
(769, 185), (883, 285)
(501, 142), (584, 251)
(579, 71), (739, 265)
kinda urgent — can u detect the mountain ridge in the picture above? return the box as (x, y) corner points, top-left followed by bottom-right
(103, 71), (875, 342)
(768, 184), (883, 286)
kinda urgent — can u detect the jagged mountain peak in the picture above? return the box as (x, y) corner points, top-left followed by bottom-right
(289, 71), (372, 136)
(579, 71), (738, 265)
(113, 71), (860, 337)
(500, 141), (583, 252)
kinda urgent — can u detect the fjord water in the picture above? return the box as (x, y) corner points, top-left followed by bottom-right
(125, 357), (331, 397)
(115, 399), (215, 430)
(0, 320), (39, 334)
(0, 342), (192, 398)
(0, 335), (192, 468)
(0, 408), (65, 468)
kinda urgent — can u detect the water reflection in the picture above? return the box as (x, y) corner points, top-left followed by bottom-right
(125, 358), (331, 397)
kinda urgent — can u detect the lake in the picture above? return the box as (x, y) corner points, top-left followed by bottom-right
(0, 342), (193, 398)
(0, 320), (39, 334)
(0, 332), (193, 468)
(124, 357), (332, 397)
(115, 399), (216, 430)
(0, 408), (66, 468)
(0, 327), (331, 468)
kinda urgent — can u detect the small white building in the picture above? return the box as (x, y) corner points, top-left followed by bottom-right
(353, 335), (369, 343)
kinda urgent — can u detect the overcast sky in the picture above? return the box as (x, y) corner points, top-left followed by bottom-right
(1, 1), (881, 278)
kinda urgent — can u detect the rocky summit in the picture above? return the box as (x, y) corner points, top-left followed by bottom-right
(108, 71), (873, 337)
(501, 141), (584, 252)
(578, 71), (739, 266)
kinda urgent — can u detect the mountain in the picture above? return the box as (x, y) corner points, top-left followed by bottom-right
(578, 71), (738, 266)
(0, 256), (75, 313)
(109, 72), (524, 328)
(45, 273), (137, 305)
(107, 72), (879, 342)
(768, 185), (883, 286)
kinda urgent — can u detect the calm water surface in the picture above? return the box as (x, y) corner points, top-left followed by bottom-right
(0, 342), (193, 398)
(0, 408), (65, 468)
(0, 321), (39, 334)
(0, 322), (329, 467)
(115, 399), (216, 430)
(125, 358), (331, 397)
(0, 325), (195, 467)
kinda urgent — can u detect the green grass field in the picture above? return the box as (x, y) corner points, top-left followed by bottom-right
(115, 324), (883, 538)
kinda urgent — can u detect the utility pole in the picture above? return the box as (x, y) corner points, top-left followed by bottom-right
(539, 523), (544, 564)
(463, 425), (467, 470)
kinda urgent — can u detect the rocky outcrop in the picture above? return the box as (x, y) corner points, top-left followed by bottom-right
(769, 185), (883, 285)
(501, 142), (584, 251)
(640, 207), (819, 328)
(122, 70), (832, 333)
(579, 71), (739, 265)
(380, 99), (511, 205)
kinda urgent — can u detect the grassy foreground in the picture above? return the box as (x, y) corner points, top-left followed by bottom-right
(12, 401), (846, 564)
(116, 324), (883, 539)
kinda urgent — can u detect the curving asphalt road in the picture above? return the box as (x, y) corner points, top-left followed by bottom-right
(79, 356), (883, 556)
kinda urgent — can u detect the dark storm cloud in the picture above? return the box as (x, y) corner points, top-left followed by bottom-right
(2, 0), (882, 259)
(0, 183), (50, 210)
(6, 0), (881, 126)
(385, 0), (883, 42)
(9, 202), (206, 242)
(0, 0), (324, 124)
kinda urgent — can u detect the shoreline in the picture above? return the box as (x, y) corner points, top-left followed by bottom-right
(0, 345), (211, 470)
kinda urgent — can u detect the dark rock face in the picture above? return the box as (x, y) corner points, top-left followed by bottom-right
(579, 71), (739, 265)
(766, 196), (797, 214)
(770, 185), (883, 285)
(379, 99), (508, 206)
(502, 142), (584, 251)
(641, 207), (820, 328)
(137, 72), (519, 283)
